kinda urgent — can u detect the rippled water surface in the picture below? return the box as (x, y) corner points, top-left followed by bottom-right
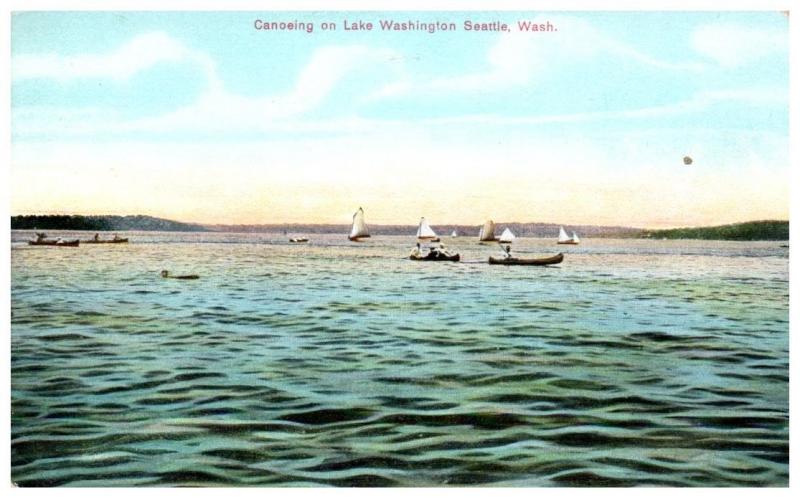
(10, 231), (789, 486)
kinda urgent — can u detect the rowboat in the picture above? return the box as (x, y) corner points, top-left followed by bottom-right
(28, 239), (80, 247)
(410, 251), (460, 262)
(83, 238), (129, 244)
(488, 253), (564, 266)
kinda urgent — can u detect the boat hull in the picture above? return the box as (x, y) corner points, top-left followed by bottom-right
(488, 253), (563, 266)
(83, 239), (129, 244)
(28, 240), (80, 247)
(289, 238), (309, 243)
(348, 235), (370, 242)
(557, 240), (579, 245)
(410, 253), (460, 262)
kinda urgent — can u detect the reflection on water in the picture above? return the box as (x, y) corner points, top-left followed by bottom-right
(10, 232), (789, 486)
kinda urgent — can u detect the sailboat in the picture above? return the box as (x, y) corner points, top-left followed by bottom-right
(416, 217), (438, 241)
(557, 226), (580, 245)
(498, 228), (515, 243)
(478, 219), (497, 243)
(348, 207), (370, 241)
(410, 217), (459, 262)
(451, 230), (458, 238)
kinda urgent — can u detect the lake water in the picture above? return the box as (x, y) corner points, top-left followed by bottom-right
(10, 231), (789, 486)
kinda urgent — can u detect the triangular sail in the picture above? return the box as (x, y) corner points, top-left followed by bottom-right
(571, 231), (580, 244)
(349, 207), (370, 239)
(451, 230), (457, 237)
(499, 228), (515, 242)
(478, 220), (496, 241)
(416, 218), (437, 240)
(558, 226), (570, 242)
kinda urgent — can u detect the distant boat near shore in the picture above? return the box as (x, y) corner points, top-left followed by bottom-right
(348, 207), (371, 242)
(498, 228), (515, 244)
(557, 226), (580, 245)
(478, 220), (498, 243)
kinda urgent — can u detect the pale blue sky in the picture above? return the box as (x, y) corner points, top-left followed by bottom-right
(10, 11), (790, 226)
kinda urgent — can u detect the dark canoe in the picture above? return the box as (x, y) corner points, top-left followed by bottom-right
(168, 274), (200, 280)
(83, 238), (129, 244)
(410, 252), (460, 262)
(28, 239), (80, 247)
(488, 253), (564, 266)
(289, 238), (309, 243)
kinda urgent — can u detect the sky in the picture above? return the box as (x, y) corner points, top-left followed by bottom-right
(9, 11), (789, 227)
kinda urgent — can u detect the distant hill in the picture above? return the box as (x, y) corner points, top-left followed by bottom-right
(11, 214), (208, 232)
(643, 220), (789, 241)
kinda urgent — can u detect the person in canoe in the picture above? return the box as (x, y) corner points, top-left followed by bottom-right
(503, 244), (512, 258)
(93, 233), (100, 241)
(34, 232), (47, 243)
(410, 242), (422, 258)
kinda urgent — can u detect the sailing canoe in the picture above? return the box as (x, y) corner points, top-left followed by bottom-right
(348, 207), (371, 241)
(498, 228), (515, 243)
(557, 226), (579, 245)
(416, 218), (438, 241)
(488, 253), (564, 266)
(28, 239), (80, 247)
(478, 220), (497, 242)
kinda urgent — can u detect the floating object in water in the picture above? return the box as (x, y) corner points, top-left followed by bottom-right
(161, 270), (199, 280)
(289, 237), (309, 243)
(488, 253), (564, 266)
(84, 235), (129, 244)
(557, 226), (580, 245)
(409, 249), (460, 262)
(683, 156), (693, 165)
(348, 207), (371, 241)
(416, 217), (438, 241)
(451, 230), (458, 237)
(498, 228), (516, 243)
(28, 239), (79, 247)
(478, 219), (497, 243)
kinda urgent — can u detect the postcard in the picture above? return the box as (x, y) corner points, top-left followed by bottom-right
(7, 5), (791, 489)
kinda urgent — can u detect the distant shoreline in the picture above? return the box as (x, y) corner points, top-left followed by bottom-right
(10, 215), (789, 241)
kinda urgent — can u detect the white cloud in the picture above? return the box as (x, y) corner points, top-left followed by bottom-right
(12, 32), (218, 83)
(691, 23), (786, 68)
(375, 15), (704, 98)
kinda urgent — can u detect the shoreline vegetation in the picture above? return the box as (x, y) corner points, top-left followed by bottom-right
(10, 215), (789, 241)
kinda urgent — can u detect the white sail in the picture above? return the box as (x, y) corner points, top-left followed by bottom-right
(478, 220), (496, 241)
(349, 207), (370, 240)
(571, 232), (580, 244)
(451, 230), (457, 237)
(558, 226), (570, 242)
(416, 217), (437, 240)
(498, 228), (515, 243)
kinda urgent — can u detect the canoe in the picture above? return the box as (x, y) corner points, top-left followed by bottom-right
(83, 238), (129, 244)
(289, 237), (309, 243)
(488, 253), (564, 266)
(28, 240), (80, 247)
(410, 252), (460, 262)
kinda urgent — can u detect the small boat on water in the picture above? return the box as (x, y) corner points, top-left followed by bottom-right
(478, 219), (498, 243)
(498, 228), (516, 244)
(451, 230), (458, 238)
(28, 232), (79, 247)
(411, 218), (461, 261)
(83, 234), (128, 244)
(489, 253), (564, 266)
(289, 237), (309, 243)
(557, 226), (580, 245)
(161, 270), (199, 280)
(410, 250), (460, 262)
(28, 239), (80, 247)
(348, 207), (371, 242)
